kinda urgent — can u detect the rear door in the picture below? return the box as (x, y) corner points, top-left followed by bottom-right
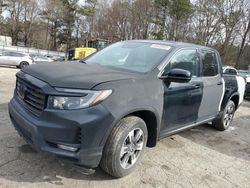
(197, 49), (224, 121)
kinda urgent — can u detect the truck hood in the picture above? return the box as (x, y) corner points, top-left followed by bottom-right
(22, 62), (137, 89)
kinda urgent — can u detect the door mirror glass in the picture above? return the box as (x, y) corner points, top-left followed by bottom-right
(160, 68), (192, 83)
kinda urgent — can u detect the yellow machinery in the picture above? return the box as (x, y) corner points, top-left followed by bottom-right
(67, 39), (111, 60)
(68, 47), (96, 60)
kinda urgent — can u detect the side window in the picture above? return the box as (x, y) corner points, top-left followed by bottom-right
(164, 49), (199, 77)
(7, 52), (17, 57)
(201, 50), (219, 77)
(229, 69), (237, 75)
(2, 51), (11, 56)
(10, 52), (23, 57)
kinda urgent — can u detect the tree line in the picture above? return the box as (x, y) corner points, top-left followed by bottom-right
(0, 0), (249, 69)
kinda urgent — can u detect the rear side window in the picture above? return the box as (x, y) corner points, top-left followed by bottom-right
(2, 51), (11, 56)
(8, 52), (17, 57)
(3, 52), (24, 57)
(201, 50), (218, 77)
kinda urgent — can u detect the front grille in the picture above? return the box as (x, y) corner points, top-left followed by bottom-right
(16, 78), (46, 116)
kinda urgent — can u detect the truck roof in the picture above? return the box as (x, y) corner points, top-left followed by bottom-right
(130, 40), (216, 52)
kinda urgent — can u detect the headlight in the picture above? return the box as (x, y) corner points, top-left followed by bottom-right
(48, 89), (112, 110)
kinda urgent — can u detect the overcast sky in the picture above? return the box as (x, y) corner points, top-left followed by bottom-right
(1, 0), (250, 18)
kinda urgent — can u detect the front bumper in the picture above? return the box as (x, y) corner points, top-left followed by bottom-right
(9, 97), (115, 168)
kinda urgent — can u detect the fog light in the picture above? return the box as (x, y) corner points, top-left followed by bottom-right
(57, 144), (78, 152)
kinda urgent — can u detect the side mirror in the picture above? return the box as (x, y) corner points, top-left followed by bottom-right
(159, 68), (191, 83)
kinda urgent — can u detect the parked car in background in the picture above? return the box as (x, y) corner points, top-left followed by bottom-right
(238, 70), (250, 99)
(223, 66), (238, 75)
(223, 67), (250, 99)
(53, 56), (66, 62)
(0, 51), (34, 69)
(31, 55), (54, 64)
(238, 70), (250, 78)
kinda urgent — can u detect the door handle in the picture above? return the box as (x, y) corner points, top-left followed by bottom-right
(217, 82), (223, 86)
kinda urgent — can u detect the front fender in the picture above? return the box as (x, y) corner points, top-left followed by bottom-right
(99, 106), (161, 147)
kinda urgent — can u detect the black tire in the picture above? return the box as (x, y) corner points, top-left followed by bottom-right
(19, 61), (29, 69)
(212, 100), (235, 131)
(100, 116), (148, 178)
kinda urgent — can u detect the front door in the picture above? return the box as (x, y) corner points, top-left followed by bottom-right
(160, 49), (203, 133)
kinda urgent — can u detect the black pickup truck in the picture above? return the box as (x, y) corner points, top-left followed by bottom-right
(9, 40), (245, 177)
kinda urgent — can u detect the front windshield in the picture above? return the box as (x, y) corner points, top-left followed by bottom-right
(85, 41), (172, 73)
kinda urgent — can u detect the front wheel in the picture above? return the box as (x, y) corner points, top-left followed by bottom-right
(100, 116), (148, 178)
(212, 100), (236, 131)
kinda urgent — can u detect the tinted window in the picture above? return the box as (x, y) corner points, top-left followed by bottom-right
(201, 50), (218, 76)
(2, 51), (11, 56)
(164, 49), (199, 77)
(229, 69), (237, 75)
(1, 51), (24, 57)
(10, 52), (25, 57)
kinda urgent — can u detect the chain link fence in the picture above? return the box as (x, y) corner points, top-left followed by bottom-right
(0, 45), (65, 57)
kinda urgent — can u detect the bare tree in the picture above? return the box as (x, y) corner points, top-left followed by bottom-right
(22, 0), (37, 46)
(5, 0), (24, 45)
(40, 0), (64, 50)
(235, 9), (250, 68)
(217, 0), (244, 63)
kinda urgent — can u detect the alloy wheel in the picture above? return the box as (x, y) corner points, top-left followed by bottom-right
(120, 128), (144, 169)
(224, 104), (234, 128)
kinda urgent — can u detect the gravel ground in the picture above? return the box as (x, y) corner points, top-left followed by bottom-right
(0, 66), (249, 188)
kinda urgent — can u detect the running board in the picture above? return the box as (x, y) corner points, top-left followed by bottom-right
(159, 117), (215, 140)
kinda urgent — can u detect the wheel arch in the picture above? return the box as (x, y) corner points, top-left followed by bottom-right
(100, 107), (161, 148)
(18, 61), (30, 69)
(19, 61), (29, 65)
(129, 110), (159, 147)
(221, 91), (240, 112)
(230, 94), (239, 109)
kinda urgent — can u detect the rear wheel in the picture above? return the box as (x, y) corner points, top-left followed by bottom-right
(212, 100), (235, 131)
(100, 116), (148, 178)
(18, 61), (29, 69)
